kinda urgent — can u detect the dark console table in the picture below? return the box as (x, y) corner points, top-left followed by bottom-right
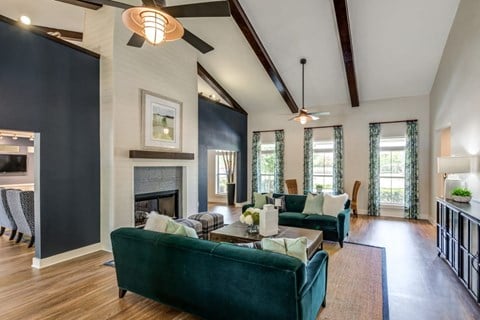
(437, 198), (480, 302)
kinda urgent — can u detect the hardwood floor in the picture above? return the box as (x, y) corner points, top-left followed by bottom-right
(349, 216), (480, 320)
(1, 213), (479, 319)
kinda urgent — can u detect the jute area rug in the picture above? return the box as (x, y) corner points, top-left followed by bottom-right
(318, 242), (389, 320)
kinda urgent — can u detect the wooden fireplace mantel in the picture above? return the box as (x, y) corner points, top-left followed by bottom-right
(129, 150), (195, 160)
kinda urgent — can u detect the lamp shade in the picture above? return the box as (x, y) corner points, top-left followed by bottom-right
(437, 156), (472, 174)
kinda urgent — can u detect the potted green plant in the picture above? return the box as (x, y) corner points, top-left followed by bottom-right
(221, 150), (237, 205)
(451, 187), (472, 203)
(315, 184), (323, 193)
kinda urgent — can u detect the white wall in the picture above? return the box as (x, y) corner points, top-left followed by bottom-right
(249, 95), (431, 219)
(430, 0), (480, 221)
(84, 8), (198, 249)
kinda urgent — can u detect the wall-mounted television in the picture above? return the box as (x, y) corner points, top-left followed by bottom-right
(0, 154), (27, 173)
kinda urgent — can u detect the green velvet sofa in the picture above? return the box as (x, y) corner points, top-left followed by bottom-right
(243, 193), (351, 247)
(111, 227), (328, 320)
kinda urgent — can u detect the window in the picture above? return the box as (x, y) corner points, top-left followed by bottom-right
(259, 143), (275, 193)
(312, 141), (334, 193)
(379, 137), (406, 206)
(215, 152), (227, 194)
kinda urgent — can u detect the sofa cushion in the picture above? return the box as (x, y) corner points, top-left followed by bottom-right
(304, 214), (338, 229)
(253, 192), (267, 209)
(165, 220), (199, 238)
(278, 212), (307, 228)
(283, 194), (308, 212)
(144, 212), (170, 232)
(302, 193), (324, 214)
(262, 237), (308, 263)
(323, 193), (348, 217)
(267, 195), (286, 212)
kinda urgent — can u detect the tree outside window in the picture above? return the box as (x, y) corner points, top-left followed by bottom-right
(259, 143), (275, 192)
(312, 141), (334, 192)
(379, 138), (406, 205)
(215, 152), (227, 194)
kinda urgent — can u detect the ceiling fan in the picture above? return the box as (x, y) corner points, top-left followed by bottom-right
(56, 0), (231, 54)
(290, 58), (330, 125)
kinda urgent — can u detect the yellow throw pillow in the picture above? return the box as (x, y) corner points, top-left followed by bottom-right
(261, 237), (308, 263)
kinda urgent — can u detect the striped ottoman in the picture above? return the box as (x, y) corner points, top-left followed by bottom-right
(176, 218), (204, 239)
(187, 212), (224, 240)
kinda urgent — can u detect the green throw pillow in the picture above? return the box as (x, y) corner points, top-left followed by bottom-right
(302, 193), (324, 214)
(261, 237), (308, 263)
(165, 220), (198, 238)
(253, 192), (267, 209)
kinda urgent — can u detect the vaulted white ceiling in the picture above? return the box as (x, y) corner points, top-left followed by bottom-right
(0, 0), (460, 114)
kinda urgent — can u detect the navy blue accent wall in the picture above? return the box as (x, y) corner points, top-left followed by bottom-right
(0, 21), (100, 258)
(198, 96), (247, 211)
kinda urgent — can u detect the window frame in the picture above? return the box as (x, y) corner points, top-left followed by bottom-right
(312, 141), (334, 193)
(379, 137), (406, 207)
(215, 152), (228, 195)
(258, 143), (276, 193)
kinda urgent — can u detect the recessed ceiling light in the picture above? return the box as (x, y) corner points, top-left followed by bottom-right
(19, 15), (31, 25)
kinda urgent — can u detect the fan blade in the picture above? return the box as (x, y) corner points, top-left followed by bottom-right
(288, 115), (299, 121)
(310, 115), (320, 121)
(127, 33), (145, 48)
(309, 111), (330, 116)
(182, 29), (214, 54)
(163, 1), (230, 18)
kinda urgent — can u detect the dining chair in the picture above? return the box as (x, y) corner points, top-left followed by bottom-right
(351, 180), (361, 217)
(285, 179), (298, 194)
(0, 188), (17, 240)
(6, 190), (35, 247)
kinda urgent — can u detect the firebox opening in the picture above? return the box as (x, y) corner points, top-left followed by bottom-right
(134, 190), (179, 227)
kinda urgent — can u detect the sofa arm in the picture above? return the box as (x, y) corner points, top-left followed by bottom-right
(300, 251), (328, 297)
(337, 209), (351, 247)
(241, 203), (254, 212)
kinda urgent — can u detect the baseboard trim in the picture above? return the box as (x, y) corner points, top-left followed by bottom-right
(31, 243), (102, 269)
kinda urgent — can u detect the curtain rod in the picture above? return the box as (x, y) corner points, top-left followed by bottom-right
(252, 129), (284, 133)
(305, 125), (342, 130)
(369, 119), (417, 125)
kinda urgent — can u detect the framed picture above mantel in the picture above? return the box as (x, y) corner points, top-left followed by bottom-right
(141, 90), (182, 151)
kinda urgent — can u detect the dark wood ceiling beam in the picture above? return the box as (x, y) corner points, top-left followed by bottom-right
(228, 0), (298, 113)
(55, 0), (102, 10)
(34, 26), (83, 42)
(197, 63), (248, 115)
(333, 0), (359, 107)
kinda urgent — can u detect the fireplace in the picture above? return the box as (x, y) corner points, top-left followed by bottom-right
(134, 190), (179, 227)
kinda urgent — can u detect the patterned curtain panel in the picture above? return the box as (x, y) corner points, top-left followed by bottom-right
(303, 128), (313, 193)
(251, 132), (261, 194)
(368, 123), (381, 216)
(405, 120), (419, 219)
(333, 126), (344, 194)
(274, 130), (285, 193)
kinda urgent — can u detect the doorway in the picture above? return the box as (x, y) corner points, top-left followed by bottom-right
(0, 129), (38, 251)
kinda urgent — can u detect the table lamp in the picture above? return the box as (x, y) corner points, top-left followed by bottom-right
(437, 156), (472, 199)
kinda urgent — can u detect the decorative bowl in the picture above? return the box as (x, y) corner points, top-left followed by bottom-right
(452, 195), (472, 203)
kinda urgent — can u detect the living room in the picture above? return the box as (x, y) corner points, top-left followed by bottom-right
(1, 0), (480, 319)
